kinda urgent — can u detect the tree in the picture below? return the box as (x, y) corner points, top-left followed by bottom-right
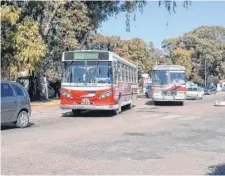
(1, 5), (21, 79)
(1, 4), (46, 80)
(171, 48), (192, 76)
(1, 0), (191, 81)
(13, 17), (46, 75)
(162, 26), (225, 84)
(118, 38), (155, 86)
(89, 34), (121, 51)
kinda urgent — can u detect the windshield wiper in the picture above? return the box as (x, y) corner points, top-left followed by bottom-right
(86, 60), (100, 83)
(65, 60), (74, 71)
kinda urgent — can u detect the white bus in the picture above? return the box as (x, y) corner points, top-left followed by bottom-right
(150, 65), (187, 105)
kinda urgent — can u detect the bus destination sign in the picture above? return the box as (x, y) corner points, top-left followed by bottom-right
(74, 53), (99, 60)
(63, 51), (109, 61)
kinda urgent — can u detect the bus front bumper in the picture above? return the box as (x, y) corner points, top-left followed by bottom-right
(152, 96), (186, 101)
(60, 104), (118, 110)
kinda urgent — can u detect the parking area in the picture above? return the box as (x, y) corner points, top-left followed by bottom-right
(1, 93), (225, 175)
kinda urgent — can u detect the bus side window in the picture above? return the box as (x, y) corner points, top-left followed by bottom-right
(127, 65), (129, 82)
(123, 64), (126, 82)
(129, 67), (131, 82)
(113, 61), (117, 84)
(135, 68), (137, 83)
(125, 65), (128, 82)
(118, 62), (122, 81)
(131, 68), (134, 83)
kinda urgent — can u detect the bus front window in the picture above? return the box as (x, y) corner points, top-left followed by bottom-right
(152, 70), (169, 85)
(170, 72), (186, 85)
(86, 61), (112, 84)
(63, 61), (86, 83)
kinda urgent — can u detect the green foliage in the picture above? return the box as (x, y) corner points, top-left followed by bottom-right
(1, 5), (21, 25)
(162, 26), (225, 84)
(90, 34), (168, 75)
(89, 34), (121, 51)
(118, 38), (155, 73)
(1, 1), (191, 81)
(172, 48), (192, 75)
(13, 17), (47, 73)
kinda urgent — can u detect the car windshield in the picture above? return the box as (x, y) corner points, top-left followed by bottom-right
(63, 61), (112, 84)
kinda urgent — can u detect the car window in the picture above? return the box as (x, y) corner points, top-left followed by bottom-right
(187, 88), (192, 91)
(1, 83), (14, 97)
(12, 84), (24, 96)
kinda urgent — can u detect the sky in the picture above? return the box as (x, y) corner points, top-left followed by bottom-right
(98, 1), (225, 49)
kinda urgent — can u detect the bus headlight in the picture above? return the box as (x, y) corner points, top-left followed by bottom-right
(99, 90), (112, 99)
(61, 90), (73, 99)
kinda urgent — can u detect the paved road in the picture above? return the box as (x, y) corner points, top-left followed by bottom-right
(2, 93), (225, 175)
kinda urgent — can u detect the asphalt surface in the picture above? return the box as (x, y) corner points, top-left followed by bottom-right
(1, 93), (225, 175)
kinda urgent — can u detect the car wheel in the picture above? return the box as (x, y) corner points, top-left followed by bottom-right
(72, 109), (81, 116)
(16, 111), (29, 128)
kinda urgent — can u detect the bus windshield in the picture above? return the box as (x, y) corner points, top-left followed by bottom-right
(63, 61), (113, 84)
(152, 70), (186, 86)
(170, 71), (186, 85)
(152, 70), (169, 85)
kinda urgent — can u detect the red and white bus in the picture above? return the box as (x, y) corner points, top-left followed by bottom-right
(150, 65), (187, 105)
(60, 50), (138, 115)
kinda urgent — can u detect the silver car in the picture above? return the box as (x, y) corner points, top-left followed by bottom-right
(1, 81), (31, 128)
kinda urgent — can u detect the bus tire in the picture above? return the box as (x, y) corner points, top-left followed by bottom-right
(180, 101), (184, 106)
(72, 109), (81, 116)
(113, 99), (122, 115)
(128, 96), (133, 109)
(154, 101), (158, 105)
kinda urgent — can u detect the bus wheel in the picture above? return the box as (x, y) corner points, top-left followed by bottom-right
(180, 102), (184, 106)
(154, 101), (158, 106)
(72, 109), (81, 116)
(128, 99), (133, 109)
(113, 100), (122, 115)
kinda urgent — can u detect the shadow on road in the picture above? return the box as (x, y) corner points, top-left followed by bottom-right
(207, 164), (225, 175)
(137, 95), (147, 98)
(61, 105), (134, 118)
(1, 122), (34, 131)
(145, 100), (183, 106)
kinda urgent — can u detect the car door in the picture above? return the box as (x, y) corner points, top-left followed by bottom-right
(1, 83), (19, 123)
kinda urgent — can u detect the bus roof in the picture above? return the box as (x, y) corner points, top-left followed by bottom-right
(153, 65), (185, 71)
(62, 50), (137, 68)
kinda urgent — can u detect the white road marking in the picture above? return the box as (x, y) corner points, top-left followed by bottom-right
(181, 116), (200, 120)
(150, 114), (162, 117)
(162, 115), (182, 119)
(161, 114), (201, 120)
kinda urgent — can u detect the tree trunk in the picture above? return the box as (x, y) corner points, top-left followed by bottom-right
(38, 4), (62, 101)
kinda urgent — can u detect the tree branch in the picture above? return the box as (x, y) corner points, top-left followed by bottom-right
(42, 3), (61, 38)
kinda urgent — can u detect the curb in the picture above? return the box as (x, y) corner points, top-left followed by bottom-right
(214, 101), (225, 107)
(31, 100), (60, 107)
